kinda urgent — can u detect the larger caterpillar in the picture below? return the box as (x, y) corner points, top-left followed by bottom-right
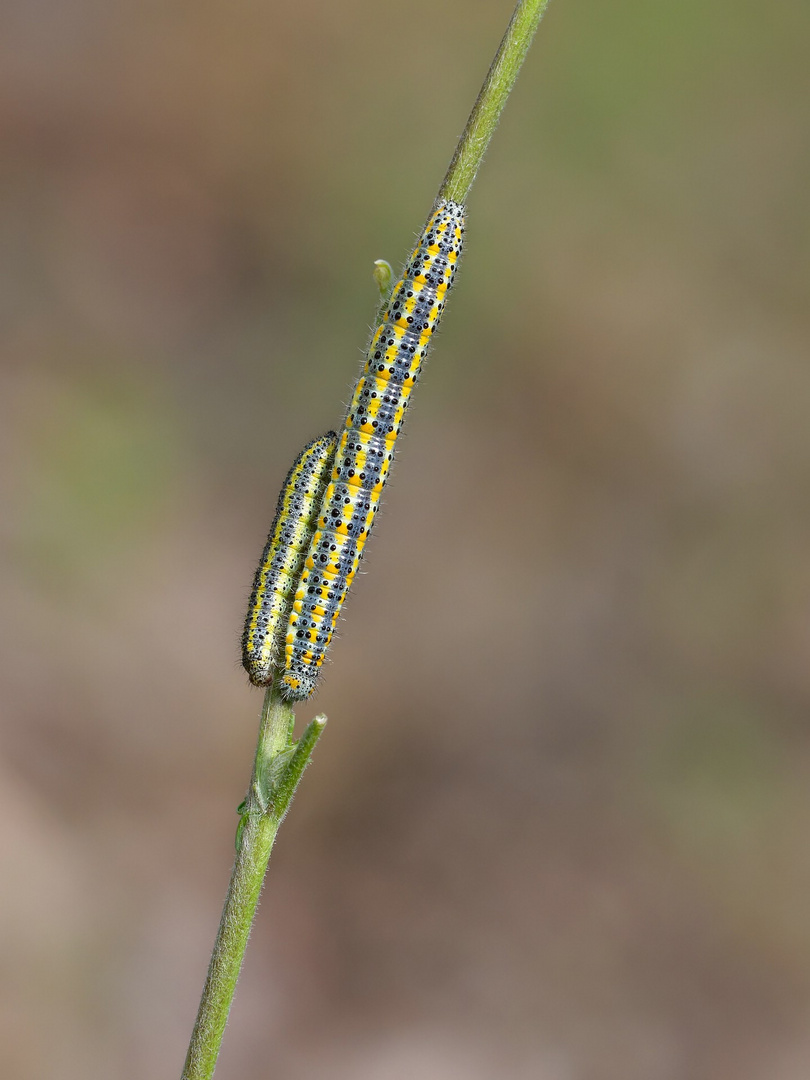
(280, 199), (466, 701)
(242, 432), (337, 687)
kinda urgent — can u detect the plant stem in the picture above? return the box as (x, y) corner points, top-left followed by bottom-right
(181, 689), (326, 1080)
(181, 3), (549, 1075)
(439, 0), (551, 205)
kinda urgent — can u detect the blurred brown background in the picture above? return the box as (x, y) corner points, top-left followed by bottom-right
(2, 1), (809, 1077)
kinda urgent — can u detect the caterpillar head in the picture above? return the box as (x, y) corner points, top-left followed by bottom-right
(279, 664), (318, 702)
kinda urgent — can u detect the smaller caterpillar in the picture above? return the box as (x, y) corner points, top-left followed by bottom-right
(241, 432), (337, 687)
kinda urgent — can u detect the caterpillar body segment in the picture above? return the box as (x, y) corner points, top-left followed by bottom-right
(241, 432), (337, 687)
(280, 199), (466, 701)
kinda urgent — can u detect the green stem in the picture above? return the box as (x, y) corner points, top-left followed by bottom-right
(439, 0), (551, 205)
(181, 689), (326, 1080)
(181, 3), (549, 1076)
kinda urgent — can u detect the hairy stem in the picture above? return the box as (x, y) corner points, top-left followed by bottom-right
(181, 690), (325, 1080)
(439, 0), (551, 205)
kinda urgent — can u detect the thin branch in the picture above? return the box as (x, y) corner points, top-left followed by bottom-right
(439, 0), (551, 206)
(179, 2), (551, 1075)
(181, 689), (325, 1080)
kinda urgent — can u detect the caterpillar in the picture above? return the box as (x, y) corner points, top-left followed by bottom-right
(242, 432), (337, 687)
(280, 199), (466, 701)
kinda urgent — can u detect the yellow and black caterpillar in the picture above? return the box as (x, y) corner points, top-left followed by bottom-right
(241, 433), (336, 687)
(242, 199), (466, 699)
